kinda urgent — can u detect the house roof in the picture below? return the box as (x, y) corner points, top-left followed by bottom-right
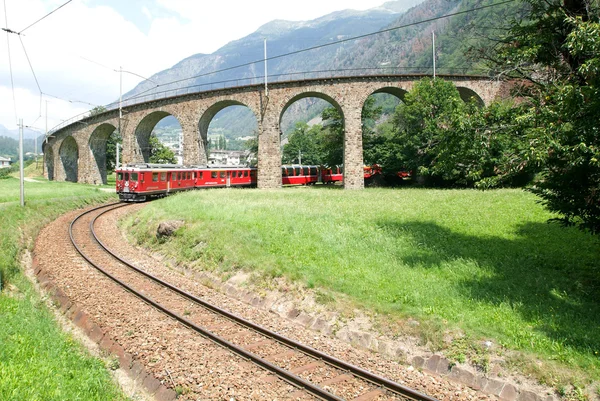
(0, 156), (12, 162)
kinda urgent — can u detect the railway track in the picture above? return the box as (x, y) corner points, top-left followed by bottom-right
(69, 203), (440, 401)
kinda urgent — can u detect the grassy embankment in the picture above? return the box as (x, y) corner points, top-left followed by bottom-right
(0, 168), (127, 401)
(123, 186), (600, 396)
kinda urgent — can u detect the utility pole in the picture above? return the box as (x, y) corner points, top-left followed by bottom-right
(264, 39), (268, 96)
(118, 66), (123, 148)
(298, 149), (302, 165)
(116, 143), (120, 169)
(19, 118), (24, 207)
(432, 31), (436, 79)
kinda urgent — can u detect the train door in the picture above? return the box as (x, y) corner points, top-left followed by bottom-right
(167, 172), (171, 193)
(226, 171), (231, 187)
(123, 172), (130, 193)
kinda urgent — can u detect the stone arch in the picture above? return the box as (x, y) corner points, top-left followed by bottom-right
(456, 87), (485, 107)
(43, 142), (54, 181)
(361, 87), (408, 168)
(89, 123), (116, 185)
(370, 87), (409, 103)
(59, 136), (79, 183)
(133, 111), (181, 163)
(279, 90), (346, 168)
(280, 91), (344, 127)
(199, 100), (259, 161)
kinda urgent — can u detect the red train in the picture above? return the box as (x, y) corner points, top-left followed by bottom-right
(115, 164), (388, 202)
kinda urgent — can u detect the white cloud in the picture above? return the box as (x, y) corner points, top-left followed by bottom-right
(142, 6), (152, 20)
(1, 0), (394, 131)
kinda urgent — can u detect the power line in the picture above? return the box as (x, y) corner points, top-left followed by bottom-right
(19, 36), (42, 94)
(42, 91), (100, 107)
(3, 0), (18, 125)
(125, 0), (518, 98)
(19, 0), (73, 34)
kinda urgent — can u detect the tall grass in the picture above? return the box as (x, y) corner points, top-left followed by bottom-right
(124, 186), (600, 386)
(0, 177), (126, 400)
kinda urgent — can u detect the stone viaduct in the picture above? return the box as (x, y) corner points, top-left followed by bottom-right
(43, 74), (512, 190)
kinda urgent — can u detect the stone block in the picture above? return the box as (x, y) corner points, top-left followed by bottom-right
(154, 386), (177, 401)
(484, 378), (506, 396)
(435, 357), (451, 375)
(310, 318), (329, 333)
(518, 390), (542, 401)
(99, 335), (114, 352)
(73, 309), (88, 329)
(449, 366), (476, 388)
(295, 312), (314, 327)
(411, 356), (426, 369)
(425, 355), (441, 373)
(142, 374), (161, 394)
(130, 360), (144, 380)
(88, 323), (104, 343)
(500, 383), (518, 401)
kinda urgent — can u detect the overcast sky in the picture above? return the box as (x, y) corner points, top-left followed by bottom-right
(1, 0), (402, 132)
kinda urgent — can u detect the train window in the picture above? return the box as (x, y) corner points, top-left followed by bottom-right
(281, 168), (287, 176)
(117, 172), (123, 180)
(211, 171), (217, 179)
(124, 172), (129, 181)
(310, 167), (317, 175)
(244, 171), (248, 177)
(152, 172), (159, 182)
(303, 167), (309, 175)
(187, 172), (191, 180)
(131, 173), (138, 181)
(294, 167), (300, 176)
(199, 172), (203, 179)
(220, 171), (226, 178)
(161, 172), (167, 181)
(171, 173), (176, 181)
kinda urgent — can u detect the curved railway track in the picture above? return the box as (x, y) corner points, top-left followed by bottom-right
(69, 203), (440, 401)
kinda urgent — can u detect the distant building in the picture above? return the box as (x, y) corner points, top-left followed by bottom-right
(208, 150), (252, 166)
(0, 156), (11, 169)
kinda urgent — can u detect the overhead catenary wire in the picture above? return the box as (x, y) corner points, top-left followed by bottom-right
(49, 0), (519, 133)
(18, 34), (44, 121)
(3, 0), (18, 125)
(18, 0), (73, 34)
(122, 0), (519, 103)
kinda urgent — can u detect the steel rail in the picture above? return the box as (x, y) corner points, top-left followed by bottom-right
(69, 203), (345, 401)
(90, 206), (438, 401)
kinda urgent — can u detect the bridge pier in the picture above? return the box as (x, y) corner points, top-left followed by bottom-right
(257, 112), (282, 189)
(342, 103), (365, 190)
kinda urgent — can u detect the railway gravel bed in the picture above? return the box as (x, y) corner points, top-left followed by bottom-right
(33, 203), (497, 401)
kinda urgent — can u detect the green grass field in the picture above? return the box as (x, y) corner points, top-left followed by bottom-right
(123, 186), (600, 391)
(0, 176), (126, 401)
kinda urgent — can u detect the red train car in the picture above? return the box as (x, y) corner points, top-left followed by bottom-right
(320, 165), (344, 184)
(281, 165), (319, 185)
(116, 164), (256, 202)
(116, 164), (388, 202)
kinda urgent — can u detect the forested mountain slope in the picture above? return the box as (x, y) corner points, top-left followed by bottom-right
(125, 0), (525, 140)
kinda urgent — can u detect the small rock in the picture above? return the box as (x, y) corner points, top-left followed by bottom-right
(156, 220), (185, 238)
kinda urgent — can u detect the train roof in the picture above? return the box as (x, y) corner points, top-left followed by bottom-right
(117, 163), (255, 171)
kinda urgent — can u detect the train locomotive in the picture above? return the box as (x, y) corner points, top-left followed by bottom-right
(115, 164), (388, 202)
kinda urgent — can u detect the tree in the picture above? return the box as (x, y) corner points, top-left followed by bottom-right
(319, 98), (384, 167)
(105, 130), (122, 172)
(489, 0), (600, 233)
(387, 78), (467, 183)
(89, 106), (107, 116)
(148, 135), (177, 164)
(282, 122), (323, 165)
